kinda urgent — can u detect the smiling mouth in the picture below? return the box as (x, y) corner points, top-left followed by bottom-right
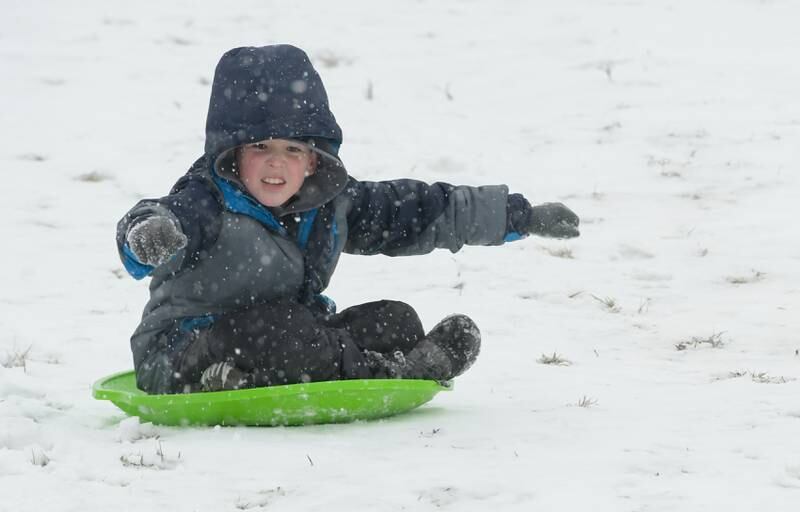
(261, 177), (286, 185)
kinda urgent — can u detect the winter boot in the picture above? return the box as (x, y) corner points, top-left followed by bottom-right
(364, 314), (481, 381)
(200, 362), (253, 391)
(412, 314), (481, 379)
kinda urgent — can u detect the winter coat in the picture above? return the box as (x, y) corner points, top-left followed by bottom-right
(116, 45), (511, 393)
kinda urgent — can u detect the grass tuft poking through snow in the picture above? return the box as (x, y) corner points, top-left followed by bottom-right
(1, 345), (33, 371)
(726, 270), (765, 285)
(537, 352), (572, 366)
(74, 171), (112, 183)
(235, 487), (287, 510)
(30, 446), (50, 467)
(675, 332), (726, 351)
(591, 294), (621, 313)
(749, 372), (795, 385)
(714, 371), (795, 384)
(120, 439), (181, 470)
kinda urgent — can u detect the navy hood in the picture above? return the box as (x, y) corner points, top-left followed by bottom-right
(204, 45), (348, 215)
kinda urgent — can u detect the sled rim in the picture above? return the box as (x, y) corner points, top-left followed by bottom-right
(92, 370), (452, 426)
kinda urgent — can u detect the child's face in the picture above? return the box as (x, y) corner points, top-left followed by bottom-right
(238, 139), (318, 207)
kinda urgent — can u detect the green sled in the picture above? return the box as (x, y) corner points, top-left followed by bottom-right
(92, 370), (451, 427)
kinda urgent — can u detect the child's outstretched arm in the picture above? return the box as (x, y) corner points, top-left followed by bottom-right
(115, 156), (223, 279)
(342, 178), (579, 257)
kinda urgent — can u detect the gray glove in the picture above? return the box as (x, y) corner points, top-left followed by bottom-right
(528, 202), (580, 238)
(507, 195), (580, 239)
(126, 215), (188, 267)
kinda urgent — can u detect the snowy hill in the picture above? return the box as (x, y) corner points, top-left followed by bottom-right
(1, 0), (799, 510)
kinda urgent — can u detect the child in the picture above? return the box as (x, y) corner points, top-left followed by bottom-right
(117, 45), (579, 394)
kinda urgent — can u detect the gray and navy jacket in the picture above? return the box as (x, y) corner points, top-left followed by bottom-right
(116, 45), (523, 393)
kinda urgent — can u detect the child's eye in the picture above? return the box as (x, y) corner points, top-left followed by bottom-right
(286, 145), (304, 153)
(250, 143), (268, 150)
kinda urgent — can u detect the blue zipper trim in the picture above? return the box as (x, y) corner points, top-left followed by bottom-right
(297, 209), (318, 250)
(212, 175), (287, 236)
(325, 217), (339, 264)
(211, 174), (322, 250)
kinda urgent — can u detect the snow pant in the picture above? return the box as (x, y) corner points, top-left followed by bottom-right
(171, 298), (425, 393)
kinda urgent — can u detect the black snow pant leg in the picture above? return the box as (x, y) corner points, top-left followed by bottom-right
(323, 300), (424, 355)
(201, 298), (373, 387)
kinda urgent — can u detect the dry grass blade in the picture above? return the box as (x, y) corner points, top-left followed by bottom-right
(591, 294), (621, 313)
(537, 352), (572, 366)
(1, 345), (33, 371)
(675, 332), (726, 351)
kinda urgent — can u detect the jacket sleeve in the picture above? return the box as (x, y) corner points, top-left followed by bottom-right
(115, 156), (224, 279)
(343, 178), (509, 256)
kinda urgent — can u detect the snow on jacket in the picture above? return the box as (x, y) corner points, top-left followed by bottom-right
(116, 45), (510, 392)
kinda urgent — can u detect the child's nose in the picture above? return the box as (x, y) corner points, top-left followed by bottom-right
(264, 152), (286, 166)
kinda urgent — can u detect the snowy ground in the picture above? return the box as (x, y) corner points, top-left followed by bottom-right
(2, 0), (799, 510)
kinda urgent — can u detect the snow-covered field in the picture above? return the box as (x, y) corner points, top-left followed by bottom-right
(2, 0), (799, 510)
